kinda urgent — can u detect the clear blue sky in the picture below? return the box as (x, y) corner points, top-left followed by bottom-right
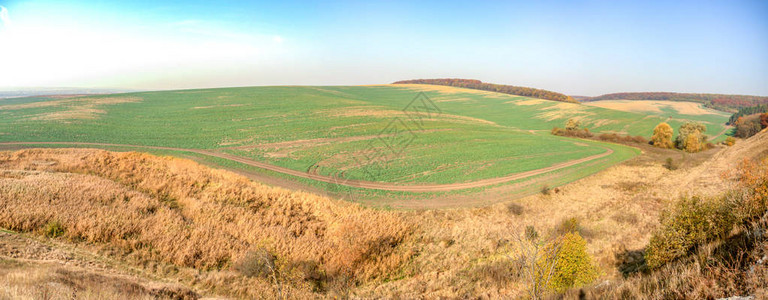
(0, 0), (766, 96)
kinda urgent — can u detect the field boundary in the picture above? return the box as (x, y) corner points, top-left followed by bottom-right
(0, 141), (613, 192)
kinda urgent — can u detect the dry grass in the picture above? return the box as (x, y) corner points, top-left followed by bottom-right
(509, 99), (547, 106)
(0, 149), (412, 298)
(0, 259), (154, 300)
(1, 130), (764, 298)
(0, 230), (198, 300)
(0, 259), (200, 300)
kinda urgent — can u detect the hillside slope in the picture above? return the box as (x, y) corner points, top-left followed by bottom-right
(0, 148), (412, 298)
(1, 130), (764, 298)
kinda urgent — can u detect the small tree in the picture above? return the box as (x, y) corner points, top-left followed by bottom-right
(539, 232), (599, 293)
(724, 136), (736, 146)
(565, 118), (581, 131)
(664, 157), (677, 170)
(676, 122), (706, 152)
(234, 248), (284, 298)
(684, 132), (702, 152)
(513, 226), (563, 299)
(651, 122), (674, 148)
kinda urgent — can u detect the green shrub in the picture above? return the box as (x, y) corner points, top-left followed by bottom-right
(537, 232), (599, 293)
(43, 221), (65, 238)
(645, 196), (735, 268)
(541, 185), (552, 195)
(554, 217), (593, 239)
(664, 157), (678, 170)
(507, 203), (524, 215)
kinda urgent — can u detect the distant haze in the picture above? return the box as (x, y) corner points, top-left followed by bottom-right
(0, 0), (766, 96)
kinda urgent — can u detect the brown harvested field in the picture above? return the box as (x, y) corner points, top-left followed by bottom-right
(1, 130), (764, 298)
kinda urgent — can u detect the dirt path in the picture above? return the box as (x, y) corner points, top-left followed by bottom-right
(0, 141), (613, 192)
(709, 125), (732, 141)
(219, 129), (453, 150)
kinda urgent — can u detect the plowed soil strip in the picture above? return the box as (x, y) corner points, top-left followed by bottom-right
(0, 142), (613, 192)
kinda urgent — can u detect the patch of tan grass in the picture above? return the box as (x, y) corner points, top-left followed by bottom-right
(508, 99), (547, 106)
(191, 104), (246, 109)
(0, 258), (193, 300)
(585, 100), (728, 116)
(316, 106), (404, 118)
(535, 103), (595, 121)
(0, 97), (142, 121)
(386, 84), (511, 98)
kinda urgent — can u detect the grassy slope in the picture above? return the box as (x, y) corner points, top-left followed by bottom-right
(0, 85), (648, 188)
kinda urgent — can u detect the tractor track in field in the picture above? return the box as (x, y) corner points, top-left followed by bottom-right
(709, 125), (732, 141)
(0, 141), (613, 192)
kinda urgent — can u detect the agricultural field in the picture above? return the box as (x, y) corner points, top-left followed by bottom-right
(584, 99), (732, 142)
(0, 84), (706, 205)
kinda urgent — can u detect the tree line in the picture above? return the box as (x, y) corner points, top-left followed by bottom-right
(583, 92), (768, 112)
(728, 104), (768, 124)
(393, 79), (577, 103)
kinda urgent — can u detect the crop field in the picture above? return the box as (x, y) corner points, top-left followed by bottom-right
(584, 99), (732, 141)
(0, 84), (679, 203)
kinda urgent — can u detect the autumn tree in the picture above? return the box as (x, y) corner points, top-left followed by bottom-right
(565, 118), (581, 131)
(650, 122), (674, 148)
(761, 113), (768, 128)
(735, 115), (764, 138)
(684, 133), (702, 152)
(675, 122), (706, 152)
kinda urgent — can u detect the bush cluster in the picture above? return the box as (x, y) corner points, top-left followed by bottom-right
(598, 133), (647, 144)
(645, 158), (768, 269)
(644, 196), (736, 268)
(44, 220), (65, 238)
(551, 127), (593, 138)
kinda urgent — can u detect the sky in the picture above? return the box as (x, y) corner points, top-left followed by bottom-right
(0, 0), (766, 96)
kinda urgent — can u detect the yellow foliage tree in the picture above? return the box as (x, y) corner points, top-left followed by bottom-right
(651, 122), (674, 148)
(684, 132), (702, 153)
(537, 232), (599, 293)
(676, 122), (706, 151)
(565, 118), (581, 131)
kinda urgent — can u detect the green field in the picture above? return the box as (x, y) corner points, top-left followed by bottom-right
(583, 99), (732, 142)
(1, 84), (699, 203)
